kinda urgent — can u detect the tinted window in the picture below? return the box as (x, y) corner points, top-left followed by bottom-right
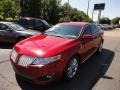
(18, 19), (28, 26)
(8, 23), (25, 31)
(18, 19), (35, 29)
(90, 25), (98, 34)
(0, 24), (8, 30)
(45, 24), (81, 39)
(28, 20), (35, 28)
(35, 20), (44, 28)
(83, 25), (92, 34)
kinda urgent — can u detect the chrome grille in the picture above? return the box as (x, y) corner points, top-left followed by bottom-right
(18, 55), (36, 67)
(11, 49), (17, 62)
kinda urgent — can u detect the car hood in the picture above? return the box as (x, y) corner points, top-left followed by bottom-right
(15, 34), (77, 57)
(17, 29), (41, 35)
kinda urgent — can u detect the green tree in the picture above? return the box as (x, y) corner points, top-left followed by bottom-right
(9, 1), (21, 20)
(19, 0), (92, 24)
(59, 17), (70, 23)
(20, 0), (42, 18)
(0, 0), (12, 20)
(112, 17), (120, 25)
(20, 0), (61, 24)
(0, 0), (20, 20)
(61, 3), (72, 17)
(47, 0), (61, 24)
(100, 17), (111, 24)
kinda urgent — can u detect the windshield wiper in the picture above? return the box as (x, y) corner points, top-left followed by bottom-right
(55, 35), (66, 38)
(45, 34), (66, 38)
(65, 35), (76, 39)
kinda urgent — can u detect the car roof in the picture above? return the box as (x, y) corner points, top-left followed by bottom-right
(0, 21), (14, 25)
(20, 17), (42, 21)
(60, 22), (89, 27)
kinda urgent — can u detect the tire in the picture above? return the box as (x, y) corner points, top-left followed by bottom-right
(64, 56), (79, 81)
(97, 42), (103, 53)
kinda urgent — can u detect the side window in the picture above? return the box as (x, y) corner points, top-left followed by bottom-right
(83, 25), (92, 35)
(0, 24), (8, 30)
(29, 20), (35, 28)
(90, 25), (98, 34)
(18, 19), (28, 26)
(35, 20), (44, 28)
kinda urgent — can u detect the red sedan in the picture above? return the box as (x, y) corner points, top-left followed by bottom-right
(10, 22), (104, 85)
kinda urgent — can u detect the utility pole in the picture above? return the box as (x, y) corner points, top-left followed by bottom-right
(98, 10), (102, 24)
(87, 0), (90, 16)
(94, 3), (105, 24)
(92, 9), (94, 21)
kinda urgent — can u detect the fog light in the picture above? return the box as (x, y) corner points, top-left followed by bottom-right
(38, 73), (54, 81)
(46, 75), (52, 79)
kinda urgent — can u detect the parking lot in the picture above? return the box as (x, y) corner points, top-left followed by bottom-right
(0, 28), (120, 90)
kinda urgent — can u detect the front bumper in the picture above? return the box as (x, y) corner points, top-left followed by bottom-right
(10, 59), (64, 85)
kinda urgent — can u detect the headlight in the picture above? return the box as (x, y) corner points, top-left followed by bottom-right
(11, 48), (17, 62)
(32, 55), (61, 65)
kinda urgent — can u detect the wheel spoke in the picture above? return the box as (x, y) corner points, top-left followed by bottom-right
(67, 58), (78, 78)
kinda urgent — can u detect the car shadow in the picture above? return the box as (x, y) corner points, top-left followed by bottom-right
(16, 49), (114, 90)
(0, 42), (14, 49)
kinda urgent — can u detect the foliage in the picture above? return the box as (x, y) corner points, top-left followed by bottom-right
(100, 17), (111, 24)
(59, 17), (71, 23)
(112, 17), (120, 25)
(59, 3), (92, 23)
(0, 0), (20, 20)
(0, 0), (92, 24)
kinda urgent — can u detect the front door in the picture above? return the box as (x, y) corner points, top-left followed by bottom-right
(0, 23), (8, 42)
(0, 23), (14, 42)
(79, 25), (95, 62)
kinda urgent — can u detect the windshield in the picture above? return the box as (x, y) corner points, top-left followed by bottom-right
(8, 23), (25, 31)
(45, 24), (81, 39)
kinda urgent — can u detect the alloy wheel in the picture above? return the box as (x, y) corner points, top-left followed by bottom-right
(66, 57), (79, 79)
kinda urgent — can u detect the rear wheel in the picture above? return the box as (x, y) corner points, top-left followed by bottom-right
(64, 56), (79, 80)
(97, 42), (103, 53)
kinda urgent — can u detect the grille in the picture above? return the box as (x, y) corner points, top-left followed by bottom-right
(18, 55), (36, 67)
(11, 49), (17, 62)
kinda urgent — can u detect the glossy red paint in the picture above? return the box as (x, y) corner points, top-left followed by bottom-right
(10, 22), (104, 85)
(14, 34), (77, 57)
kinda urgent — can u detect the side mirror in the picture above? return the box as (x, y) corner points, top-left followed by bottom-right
(83, 34), (93, 39)
(6, 29), (12, 32)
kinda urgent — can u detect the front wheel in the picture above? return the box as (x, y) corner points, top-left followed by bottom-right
(64, 56), (79, 80)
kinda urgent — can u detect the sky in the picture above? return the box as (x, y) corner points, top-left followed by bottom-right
(61, 0), (120, 21)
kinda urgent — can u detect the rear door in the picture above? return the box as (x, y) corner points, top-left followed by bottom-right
(90, 24), (100, 50)
(79, 25), (95, 61)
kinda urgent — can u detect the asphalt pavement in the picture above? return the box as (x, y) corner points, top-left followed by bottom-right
(0, 28), (120, 90)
